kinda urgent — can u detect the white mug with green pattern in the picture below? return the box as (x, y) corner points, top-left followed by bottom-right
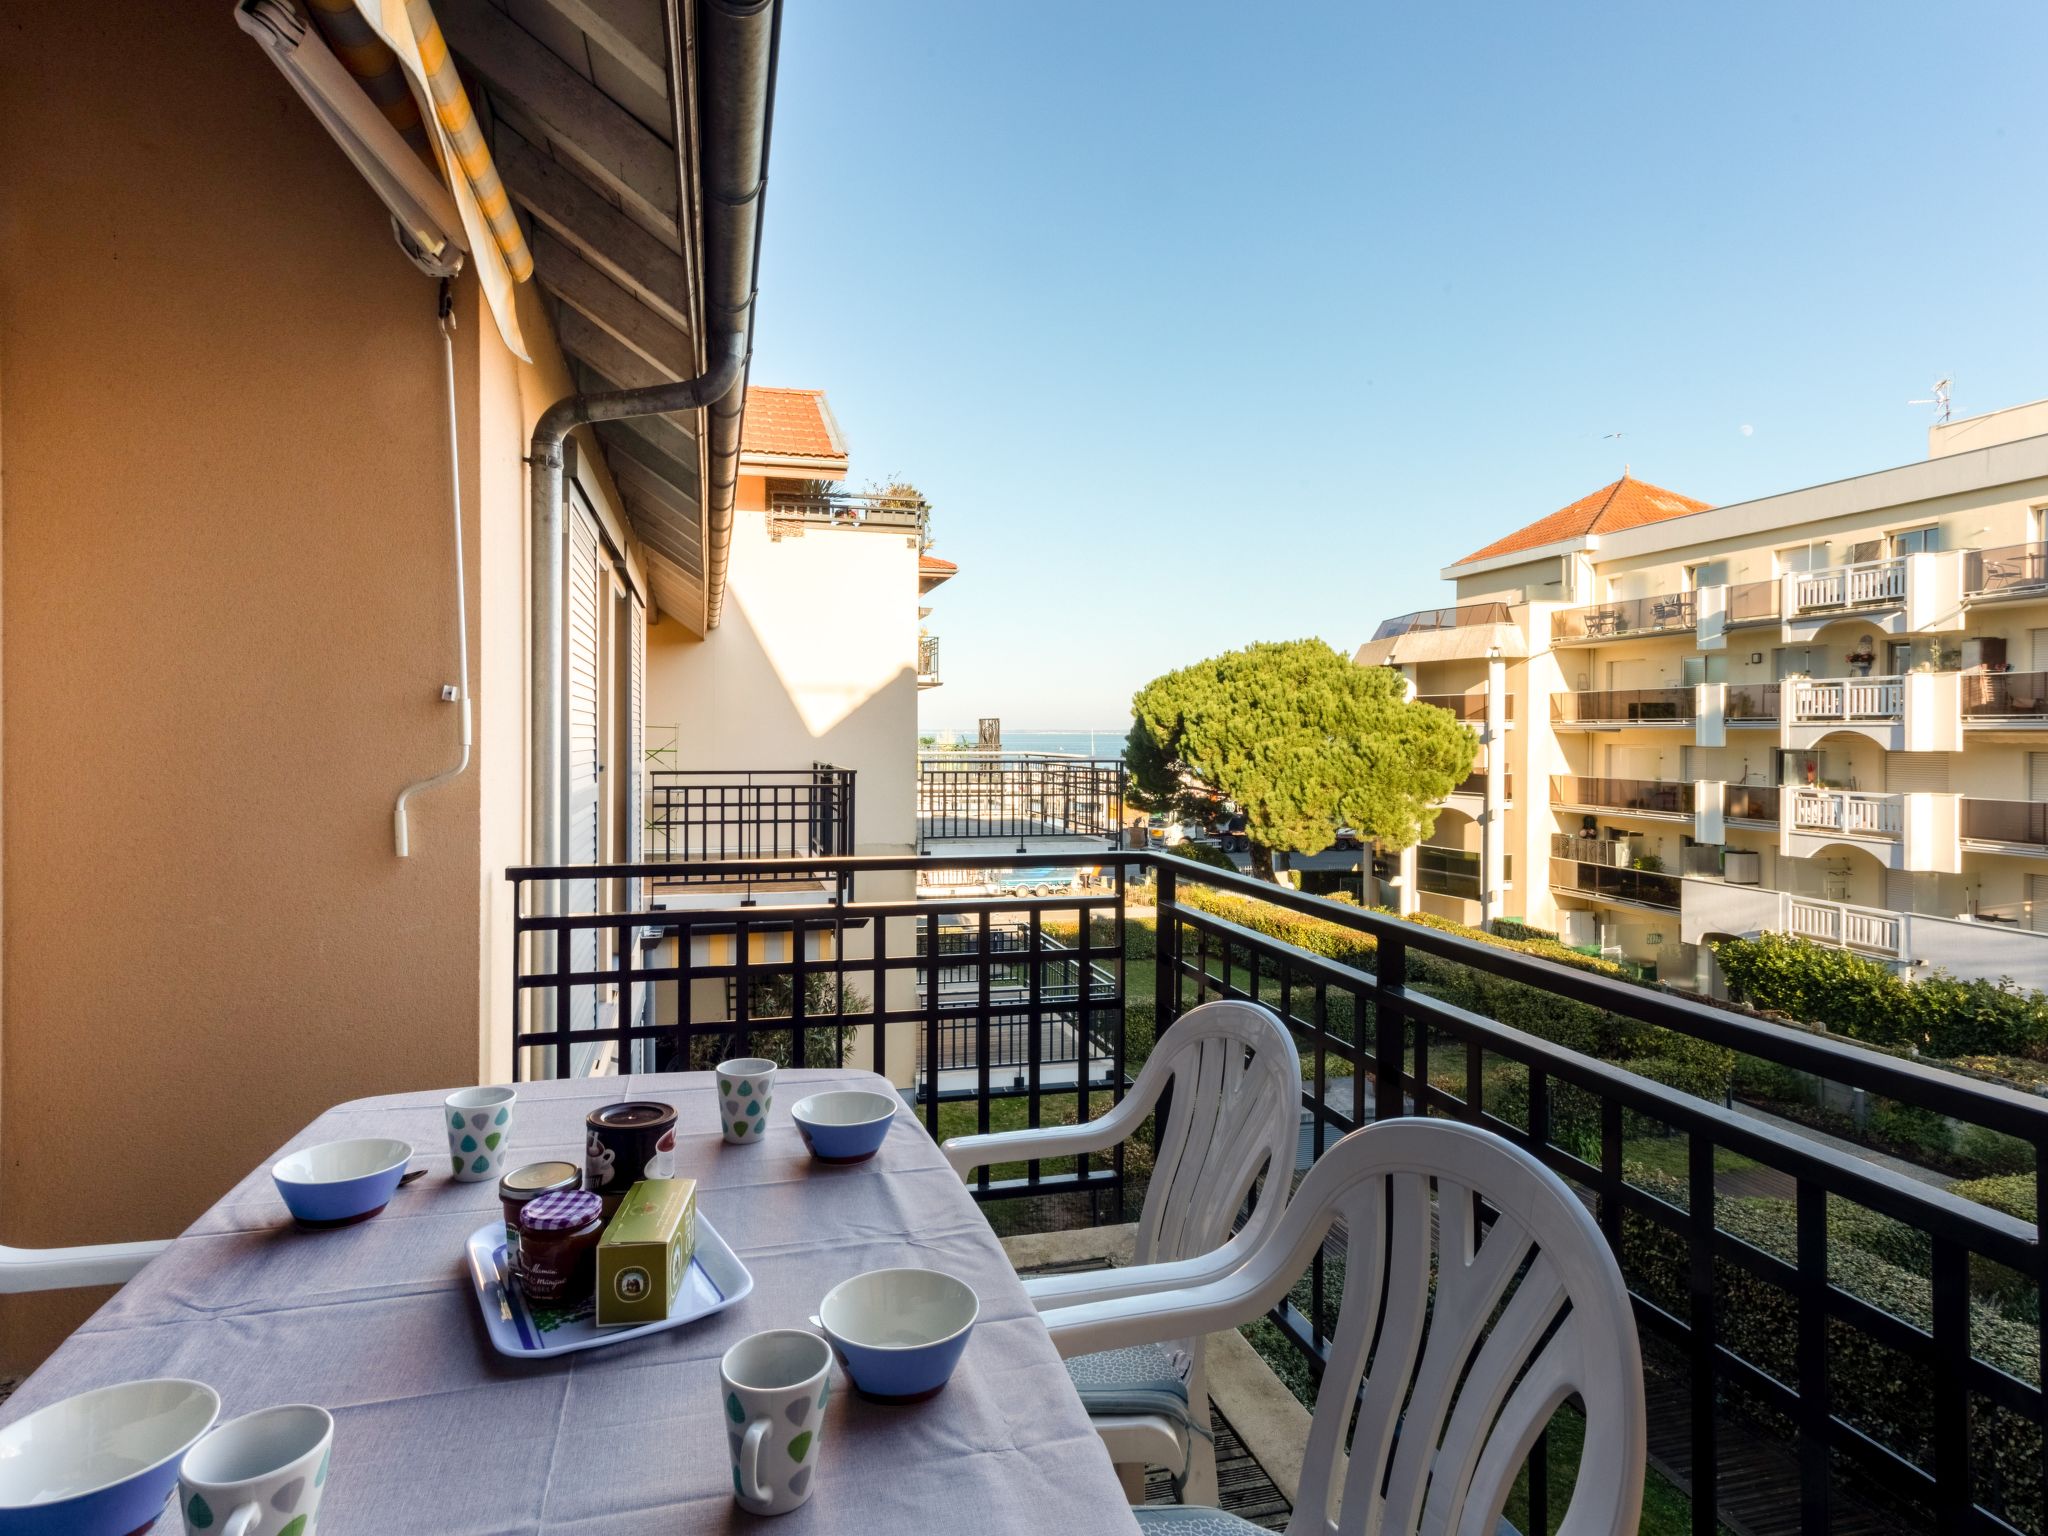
(445, 1084), (516, 1181)
(716, 1058), (776, 1145)
(720, 1329), (830, 1516)
(179, 1403), (332, 1536)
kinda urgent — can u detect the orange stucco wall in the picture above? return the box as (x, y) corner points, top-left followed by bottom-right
(0, 1), (632, 1365)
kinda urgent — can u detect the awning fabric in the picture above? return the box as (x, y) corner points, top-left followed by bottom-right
(329, 0), (534, 358)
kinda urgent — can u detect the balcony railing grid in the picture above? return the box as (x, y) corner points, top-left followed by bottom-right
(1551, 831), (1633, 867)
(1548, 855), (1681, 909)
(1967, 542), (2048, 598)
(1552, 591), (1698, 643)
(918, 755), (1126, 848)
(1792, 557), (1906, 612)
(1724, 578), (1782, 625)
(1790, 675), (1904, 723)
(1551, 775), (1695, 816)
(1368, 602), (1512, 640)
(1551, 686), (1695, 725)
(1724, 682), (1782, 722)
(918, 633), (940, 682)
(1724, 783), (1782, 823)
(1962, 798), (2048, 849)
(507, 850), (2048, 1535)
(1450, 770), (1513, 801)
(766, 488), (930, 536)
(1965, 671), (2048, 721)
(1414, 690), (1515, 722)
(645, 766), (855, 887)
(1787, 893), (1904, 957)
(1790, 786), (1903, 839)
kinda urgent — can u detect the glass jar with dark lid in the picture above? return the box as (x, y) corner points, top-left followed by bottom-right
(515, 1188), (603, 1307)
(499, 1160), (581, 1269)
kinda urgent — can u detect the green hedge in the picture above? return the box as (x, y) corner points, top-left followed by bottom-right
(1714, 931), (2048, 1059)
(1624, 1168), (2041, 1533)
(1166, 887), (1735, 1135)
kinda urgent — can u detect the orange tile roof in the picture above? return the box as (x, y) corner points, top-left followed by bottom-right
(919, 553), (957, 593)
(1455, 474), (1711, 565)
(739, 386), (845, 462)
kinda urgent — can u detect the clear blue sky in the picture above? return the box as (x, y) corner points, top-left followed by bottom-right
(748, 1), (2048, 732)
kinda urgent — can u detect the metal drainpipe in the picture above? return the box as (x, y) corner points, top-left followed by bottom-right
(527, 336), (746, 876)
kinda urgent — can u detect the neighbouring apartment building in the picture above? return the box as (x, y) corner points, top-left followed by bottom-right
(1356, 398), (2048, 994)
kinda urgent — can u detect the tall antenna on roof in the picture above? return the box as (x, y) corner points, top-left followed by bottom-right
(1908, 378), (1953, 425)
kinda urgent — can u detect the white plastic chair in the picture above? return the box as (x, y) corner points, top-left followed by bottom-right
(1042, 1118), (1646, 1536)
(943, 998), (1303, 1503)
(0, 1239), (167, 1294)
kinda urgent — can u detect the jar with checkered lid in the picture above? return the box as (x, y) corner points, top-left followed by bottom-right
(515, 1188), (603, 1306)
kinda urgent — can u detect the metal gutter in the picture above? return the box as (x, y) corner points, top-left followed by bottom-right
(527, 0), (777, 870)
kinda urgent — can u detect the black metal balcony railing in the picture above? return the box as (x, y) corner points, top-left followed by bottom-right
(1368, 601), (1512, 640)
(1965, 671), (2048, 721)
(1551, 686), (1695, 725)
(508, 850), (2048, 1535)
(1414, 690), (1515, 722)
(918, 634), (940, 683)
(1724, 783), (1782, 823)
(645, 767), (855, 886)
(766, 488), (930, 537)
(1551, 775), (1695, 816)
(918, 754), (1126, 849)
(1724, 577), (1782, 625)
(1967, 542), (2048, 598)
(919, 918), (1117, 1078)
(1552, 591), (1698, 644)
(1724, 681), (1782, 722)
(1413, 845), (1511, 900)
(1549, 855), (1682, 909)
(1962, 798), (2048, 849)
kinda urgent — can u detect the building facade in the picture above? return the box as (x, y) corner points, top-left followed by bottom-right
(1357, 400), (2048, 993)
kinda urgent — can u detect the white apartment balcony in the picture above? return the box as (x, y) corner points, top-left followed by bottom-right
(1680, 875), (2048, 990)
(1779, 670), (1961, 752)
(1780, 786), (1960, 872)
(1776, 550), (1963, 643)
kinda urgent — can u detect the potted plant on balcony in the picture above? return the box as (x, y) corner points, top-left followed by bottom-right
(1845, 638), (1876, 678)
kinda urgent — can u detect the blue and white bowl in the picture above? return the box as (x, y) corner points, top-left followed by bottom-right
(272, 1137), (412, 1227)
(817, 1268), (977, 1402)
(791, 1090), (896, 1165)
(0, 1378), (220, 1536)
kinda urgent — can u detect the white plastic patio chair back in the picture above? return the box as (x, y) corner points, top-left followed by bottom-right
(1129, 997), (1303, 1269)
(944, 996), (1302, 1278)
(1045, 1118), (1646, 1536)
(0, 1238), (167, 1294)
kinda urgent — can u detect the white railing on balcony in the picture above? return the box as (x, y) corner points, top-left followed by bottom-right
(1789, 675), (1903, 722)
(1785, 894), (1904, 957)
(1788, 787), (1902, 838)
(1791, 558), (1905, 613)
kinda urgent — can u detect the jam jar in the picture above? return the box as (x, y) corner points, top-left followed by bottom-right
(499, 1161), (581, 1272)
(515, 1188), (603, 1307)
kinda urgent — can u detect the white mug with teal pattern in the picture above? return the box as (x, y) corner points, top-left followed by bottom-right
(716, 1058), (776, 1145)
(720, 1329), (830, 1516)
(445, 1085), (516, 1181)
(179, 1403), (332, 1536)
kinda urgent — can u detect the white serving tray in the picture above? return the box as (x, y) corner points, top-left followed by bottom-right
(463, 1216), (752, 1358)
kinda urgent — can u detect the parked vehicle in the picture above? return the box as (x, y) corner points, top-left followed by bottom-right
(997, 867), (1077, 897)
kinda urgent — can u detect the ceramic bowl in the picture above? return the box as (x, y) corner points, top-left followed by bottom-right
(791, 1090), (897, 1164)
(0, 1378), (220, 1536)
(816, 1268), (977, 1402)
(272, 1137), (412, 1227)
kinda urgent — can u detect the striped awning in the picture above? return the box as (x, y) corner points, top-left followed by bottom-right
(307, 0), (534, 359)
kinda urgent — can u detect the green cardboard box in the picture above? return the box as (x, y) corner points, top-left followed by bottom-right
(595, 1177), (697, 1327)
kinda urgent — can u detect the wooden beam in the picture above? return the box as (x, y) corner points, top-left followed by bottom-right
(597, 421), (701, 506)
(531, 228), (695, 378)
(618, 498), (703, 575)
(435, 0), (678, 233)
(530, 0), (667, 97)
(607, 449), (701, 528)
(556, 307), (670, 391)
(495, 129), (692, 332)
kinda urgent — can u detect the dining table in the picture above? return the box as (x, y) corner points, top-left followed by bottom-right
(0, 1069), (1145, 1534)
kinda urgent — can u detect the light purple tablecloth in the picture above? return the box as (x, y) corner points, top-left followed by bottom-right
(3, 1070), (1142, 1534)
